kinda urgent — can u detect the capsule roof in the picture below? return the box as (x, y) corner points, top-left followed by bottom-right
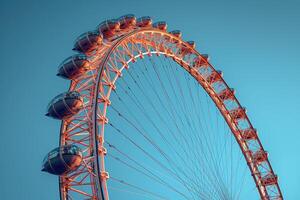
(74, 31), (101, 43)
(201, 54), (210, 61)
(136, 16), (152, 27)
(202, 54), (209, 59)
(153, 21), (167, 30)
(169, 30), (182, 38)
(186, 41), (196, 48)
(98, 19), (119, 26)
(118, 14), (136, 20)
(47, 91), (81, 110)
(42, 145), (82, 164)
(98, 19), (120, 30)
(153, 21), (167, 25)
(58, 54), (88, 69)
(137, 16), (152, 21)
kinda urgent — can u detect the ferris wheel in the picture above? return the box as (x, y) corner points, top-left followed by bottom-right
(42, 14), (283, 200)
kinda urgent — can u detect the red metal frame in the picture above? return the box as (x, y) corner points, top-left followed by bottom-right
(58, 28), (283, 200)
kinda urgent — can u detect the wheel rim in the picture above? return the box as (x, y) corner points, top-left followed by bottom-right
(56, 28), (283, 200)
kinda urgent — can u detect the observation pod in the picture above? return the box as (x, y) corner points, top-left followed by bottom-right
(73, 31), (103, 54)
(153, 21), (167, 31)
(229, 107), (247, 122)
(193, 54), (210, 68)
(118, 14), (136, 29)
(261, 174), (278, 186)
(218, 88), (235, 101)
(202, 54), (210, 62)
(57, 55), (91, 79)
(136, 16), (152, 27)
(42, 145), (82, 175)
(252, 150), (268, 164)
(178, 41), (196, 57)
(169, 30), (182, 38)
(241, 128), (258, 140)
(206, 70), (223, 84)
(98, 19), (120, 39)
(46, 91), (83, 120)
(187, 41), (196, 49)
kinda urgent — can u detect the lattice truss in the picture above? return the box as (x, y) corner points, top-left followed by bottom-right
(49, 24), (282, 200)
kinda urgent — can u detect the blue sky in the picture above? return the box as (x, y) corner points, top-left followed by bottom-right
(0, 0), (299, 199)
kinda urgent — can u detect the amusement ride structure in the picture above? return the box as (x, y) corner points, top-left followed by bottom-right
(42, 15), (283, 200)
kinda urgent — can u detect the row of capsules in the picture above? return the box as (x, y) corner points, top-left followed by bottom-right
(43, 14), (278, 187)
(41, 14), (202, 176)
(117, 18), (277, 189)
(191, 43), (278, 188)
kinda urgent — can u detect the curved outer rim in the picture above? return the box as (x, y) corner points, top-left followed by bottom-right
(60, 28), (283, 200)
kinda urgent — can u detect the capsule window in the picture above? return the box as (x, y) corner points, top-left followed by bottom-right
(74, 31), (99, 43)
(48, 149), (59, 159)
(62, 146), (70, 154)
(47, 93), (65, 110)
(64, 91), (81, 100)
(58, 55), (87, 69)
(47, 91), (81, 109)
(70, 146), (79, 155)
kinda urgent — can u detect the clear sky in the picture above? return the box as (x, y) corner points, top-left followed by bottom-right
(0, 0), (299, 199)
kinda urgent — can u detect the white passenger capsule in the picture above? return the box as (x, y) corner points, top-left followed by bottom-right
(46, 91), (83, 120)
(98, 19), (120, 38)
(169, 30), (182, 38)
(42, 145), (82, 175)
(73, 31), (103, 54)
(136, 16), (152, 27)
(57, 54), (91, 79)
(153, 21), (167, 31)
(118, 14), (136, 29)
